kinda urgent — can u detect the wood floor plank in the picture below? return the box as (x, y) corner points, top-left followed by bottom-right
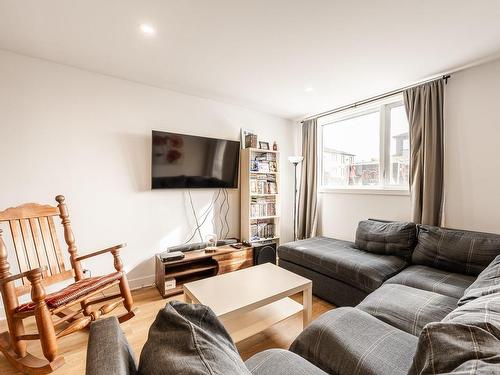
(0, 286), (334, 374)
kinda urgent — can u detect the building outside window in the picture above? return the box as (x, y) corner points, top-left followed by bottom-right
(319, 96), (409, 192)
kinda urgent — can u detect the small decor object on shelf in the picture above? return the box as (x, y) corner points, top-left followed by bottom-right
(273, 141), (278, 151)
(241, 128), (256, 149)
(205, 233), (218, 253)
(259, 141), (270, 150)
(245, 134), (258, 148)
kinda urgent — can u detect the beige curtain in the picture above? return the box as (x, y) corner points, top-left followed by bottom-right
(404, 79), (445, 226)
(298, 119), (318, 239)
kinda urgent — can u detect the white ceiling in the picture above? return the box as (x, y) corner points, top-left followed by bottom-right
(1, 1), (500, 119)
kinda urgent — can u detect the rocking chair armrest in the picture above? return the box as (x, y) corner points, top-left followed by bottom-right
(0, 266), (47, 286)
(75, 243), (127, 262)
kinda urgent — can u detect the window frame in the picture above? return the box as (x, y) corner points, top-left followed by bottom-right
(318, 96), (410, 196)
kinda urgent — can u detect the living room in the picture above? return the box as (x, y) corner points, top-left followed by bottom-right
(1, 1), (499, 374)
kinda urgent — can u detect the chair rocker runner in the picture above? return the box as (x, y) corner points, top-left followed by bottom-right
(0, 195), (136, 374)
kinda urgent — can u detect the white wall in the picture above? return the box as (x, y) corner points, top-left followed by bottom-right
(444, 58), (500, 233)
(318, 57), (500, 240)
(318, 193), (411, 240)
(0, 50), (296, 298)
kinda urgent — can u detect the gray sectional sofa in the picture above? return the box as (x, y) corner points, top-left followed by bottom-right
(280, 220), (500, 374)
(86, 220), (500, 374)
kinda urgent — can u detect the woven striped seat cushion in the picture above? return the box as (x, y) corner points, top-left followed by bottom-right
(385, 265), (475, 299)
(16, 271), (123, 313)
(290, 307), (418, 375)
(278, 237), (407, 293)
(357, 284), (458, 336)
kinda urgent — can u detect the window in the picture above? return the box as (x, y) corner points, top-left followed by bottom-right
(320, 96), (409, 192)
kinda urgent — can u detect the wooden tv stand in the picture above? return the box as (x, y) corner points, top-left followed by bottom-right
(155, 245), (253, 298)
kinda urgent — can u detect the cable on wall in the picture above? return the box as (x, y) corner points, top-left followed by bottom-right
(184, 189), (222, 244)
(223, 188), (230, 238)
(218, 188), (227, 239)
(187, 188), (203, 242)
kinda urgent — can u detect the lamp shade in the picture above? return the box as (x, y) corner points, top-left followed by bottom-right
(288, 156), (304, 164)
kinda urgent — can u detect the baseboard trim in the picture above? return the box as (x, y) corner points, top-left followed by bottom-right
(128, 274), (155, 290)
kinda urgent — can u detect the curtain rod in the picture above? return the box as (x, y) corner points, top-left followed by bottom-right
(300, 74), (450, 123)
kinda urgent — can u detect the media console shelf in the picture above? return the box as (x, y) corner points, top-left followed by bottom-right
(155, 245), (253, 298)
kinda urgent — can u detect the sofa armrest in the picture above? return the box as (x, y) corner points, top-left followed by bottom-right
(86, 316), (137, 375)
(245, 349), (328, 375)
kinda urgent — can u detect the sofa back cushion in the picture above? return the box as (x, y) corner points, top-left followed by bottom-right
(355, 220), (417, 259)
(412, 225), (500, 276)
(409, 292), (500, 374)
(138, 301), (250, 375)
(458, 255), (500, 306)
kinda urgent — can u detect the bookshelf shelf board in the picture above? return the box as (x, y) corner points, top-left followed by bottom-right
(250, 215), (280, 220)
(250, 193), (278, 197)
(250, 171), (277, 175)
(246, 148), (279, 154)
(251, 237), (280, 243)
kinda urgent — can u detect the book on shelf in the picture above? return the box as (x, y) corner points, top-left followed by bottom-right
(250, 174), (277, 194)
(250, 221), (275, 241)
(250, 196), (276, 217)
(250, 154), (277, 173)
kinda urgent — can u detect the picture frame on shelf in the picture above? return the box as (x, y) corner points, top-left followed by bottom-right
(259, 141), (270, 150)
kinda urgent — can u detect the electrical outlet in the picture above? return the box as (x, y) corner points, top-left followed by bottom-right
(83, 269), (91, 278)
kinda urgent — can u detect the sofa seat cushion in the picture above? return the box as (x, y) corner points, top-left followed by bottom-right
(412, 225), (500, 276)
(459, 254), (500, 306)
(355, 220), (417, 259)
(245, 349), (327, 375)
(357, 284), (458, 336)
(278, 237), (407, 293)
(384, 265), (475, 299)
(290, 307), (418, 375)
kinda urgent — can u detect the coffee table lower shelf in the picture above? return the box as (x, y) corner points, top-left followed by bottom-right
(221, 297), (303, 343)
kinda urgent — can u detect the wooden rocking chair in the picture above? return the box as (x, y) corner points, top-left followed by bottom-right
(0, 195), (136, 374)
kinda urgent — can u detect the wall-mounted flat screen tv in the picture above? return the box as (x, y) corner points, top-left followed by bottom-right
(151, 130), (240, 189)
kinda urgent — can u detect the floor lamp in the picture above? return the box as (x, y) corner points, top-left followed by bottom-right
(288, 156), (304, 241)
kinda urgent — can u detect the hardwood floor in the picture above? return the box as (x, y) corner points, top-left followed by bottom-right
(0, 286), (334, 374)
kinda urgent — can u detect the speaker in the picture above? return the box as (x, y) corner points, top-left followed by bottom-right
(253, 242), (277, 265)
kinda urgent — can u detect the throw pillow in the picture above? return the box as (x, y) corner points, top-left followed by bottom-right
(409, 292), (500, 374)
(412, 225), (500, 276)
(138, 301), (251, 375)
(458, 255), (500, 306)
(355, 220), (417, 259)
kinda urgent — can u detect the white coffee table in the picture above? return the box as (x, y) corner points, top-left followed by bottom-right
(183, 263), (312, 342)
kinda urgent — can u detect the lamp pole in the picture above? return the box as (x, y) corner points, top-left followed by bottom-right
(288, 156), (304, 241)
(293, 162), (299, 241)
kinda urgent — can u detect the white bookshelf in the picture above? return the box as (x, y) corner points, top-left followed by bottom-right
(240, 148), (280, 245)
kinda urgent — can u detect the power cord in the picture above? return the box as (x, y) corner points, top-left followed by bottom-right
(184, 189), (222, 244)
(187, 189), (203, 242)
(218, 188), (227, 239)
(223, 189), (230, 238)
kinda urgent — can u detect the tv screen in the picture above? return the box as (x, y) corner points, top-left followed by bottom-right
(151, 130), (240, 189)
